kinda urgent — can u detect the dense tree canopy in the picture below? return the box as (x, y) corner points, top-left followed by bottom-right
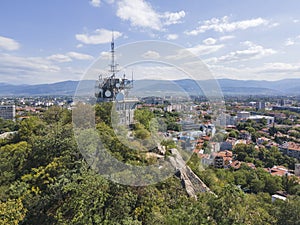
(0, 105), (299, 224)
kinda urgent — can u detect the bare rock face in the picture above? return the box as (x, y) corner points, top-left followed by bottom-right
(169, 148), (213, 200)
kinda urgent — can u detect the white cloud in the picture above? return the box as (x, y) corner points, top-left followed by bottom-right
(284, 35), (300, 46)
(90, 0), (101, 7)
(285, 38), (295, 46)
(116, 0), (162, 30)
(48, 52), (94, 63)
(269, 22), (280, 28)
(209, 41), (276, 63)
(260, 62), (300, 73)
(142, 50), (160, 59)
(0, 53), (92, 84)
(0, 53), (60, 74)
(0, 36), (20, 51)
(203, 38), (217, 45)
(219, 35), (235, 41)
(67, 52), (94, 60)
(48, 54), (72, 63)
(100, 51), (110, 59)
(185, 16), (269, 35)
(125, 64), (184, 80)
(116, 0), (185, 30)
(166, 34), (178, 40)
(187, 44), (224, 56)
(209, 62), (300, 80)
(162, 11), (185, 26)
(165, 44), (224, 60)
(76, 29), (122, 45)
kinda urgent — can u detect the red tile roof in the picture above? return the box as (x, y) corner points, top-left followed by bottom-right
(288, 142), (300, 151)
(230, 160), (241, 169)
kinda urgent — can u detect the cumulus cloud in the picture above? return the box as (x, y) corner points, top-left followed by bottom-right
(48, 52), (94, 63)
(259, 62), (300, 73)
(0, 36), (20, 51)
(185, 16), (269, 35)
(76, 29), (122, 45)
(142, 50), (160, 59)
(100, 51), (110, 59)
(0, 52), (92, 84)
(285, 38), (295, 46)
(187, 44), (224, 56)
(48, 54), (72, 63)
(116, 0), (185, 30)
(90, 0), (101, 7)
(0, 53), (60, 75)
(165, 43), (224, 60)
(162, 11), (185, 25)
(209, 62), (300, 80)
(165, 34), (178, 40)
(219, 35), (235, 41)
(117, 0), (162, 30)
(208, 41), (276, 63)
(203, 38), (217, 45)
(67, 52), (94, 60)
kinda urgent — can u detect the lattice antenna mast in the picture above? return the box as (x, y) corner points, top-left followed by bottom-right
(110, 32), (118, 77)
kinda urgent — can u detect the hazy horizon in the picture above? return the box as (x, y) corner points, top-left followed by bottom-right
(2, 77), (300, 86)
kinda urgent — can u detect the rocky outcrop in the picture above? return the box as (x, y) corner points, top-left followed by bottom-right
(169, 148), (213, 200)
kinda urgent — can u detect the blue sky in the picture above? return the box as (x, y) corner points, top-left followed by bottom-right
(0, 0), (300, 84)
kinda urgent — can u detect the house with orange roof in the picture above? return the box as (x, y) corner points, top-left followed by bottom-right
(264, 166), (291, 176)
(280, 142), (300, 160)
(230, 160), (242, 169)
(213, 150), (233, 168)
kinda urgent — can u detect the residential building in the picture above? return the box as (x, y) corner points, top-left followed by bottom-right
(237, 111), (250, 120)
(181, 121), (201, 131)
(247, 115), (274, 126)
(214, 156), (224, 168)
(0, 105), (16, 120)
(239, 130), (252, 140)
(220, 138), (236, 151)
(256, 101), (266, 110)
(115, 98), (138, 126)
(272, 106), (300, 113)
(280, 142), (300, 160)
(287, 142), (300, 160)
(216, 113), (237, 126)
(213, 151), (233, 168)
(164, 104), (182, 112)
(272, 194), (287, 202)
(265, 166), (291, 176)
(230, 160), (242, 169)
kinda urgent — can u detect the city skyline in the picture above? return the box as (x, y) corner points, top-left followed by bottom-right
(1, 0), (300, 84)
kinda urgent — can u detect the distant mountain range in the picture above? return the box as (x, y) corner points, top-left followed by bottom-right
(0, 78), (300, 96)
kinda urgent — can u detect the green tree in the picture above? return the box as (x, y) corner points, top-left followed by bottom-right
(229, 130), (239, 138)
(0, 198), (27, 225)
(55, 170), (109, 224)
(18, 117), (46, 141)
(134, 109), (154, 130)
(0, 141), (30, 186)
(274, 196), (300, 225)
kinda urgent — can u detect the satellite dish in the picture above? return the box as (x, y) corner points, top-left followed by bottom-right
(116, 92), (124, 101)
(105, 90), (112, 97)
(116, 83), (120, 88)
